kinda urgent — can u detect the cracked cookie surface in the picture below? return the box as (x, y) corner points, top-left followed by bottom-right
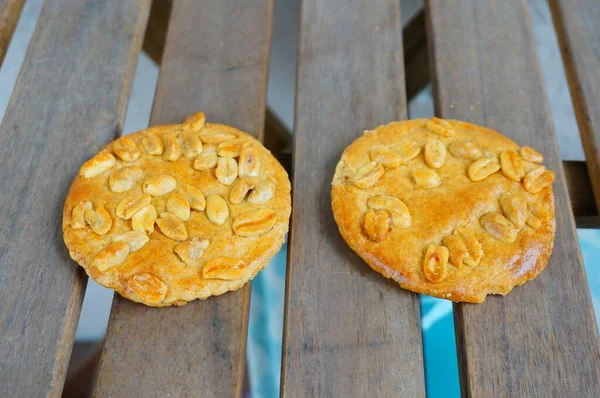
(331, 118), (555, 303)
(63, 112), (291, 307)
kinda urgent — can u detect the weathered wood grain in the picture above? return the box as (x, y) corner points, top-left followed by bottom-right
(94, 1), (273, 396)
(0, 0), (25, 65)
(425, 0), (600, 395)
(281, 0), (426, 396)
(549, 0), (600, 214)
(0, 0), (150, 396)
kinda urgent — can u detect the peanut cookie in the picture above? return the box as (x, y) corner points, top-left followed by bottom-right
(63, 112), (291, 307)
(331, 118), (555, 303)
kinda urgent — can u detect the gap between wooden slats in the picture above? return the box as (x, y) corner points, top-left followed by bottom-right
(0, 1), (150, 396)
(93, 1), (273, 396)
(425, 0), (600, 396)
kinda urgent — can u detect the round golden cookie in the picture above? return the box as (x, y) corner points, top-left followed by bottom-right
(63, 112), (291, 307)
(331, 118), (556, 303)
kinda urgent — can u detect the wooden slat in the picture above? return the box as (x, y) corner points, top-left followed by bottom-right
(549, 0), (600, 214)
(425, 0), (600, 396)
(0, 0), (25, 65)
(94, 1), (273, 396)
(0, 1), (150, 396)
(281, 0), (425, 396)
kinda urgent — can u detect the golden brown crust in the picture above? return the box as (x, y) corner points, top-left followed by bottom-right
(331, 119), (555, 303)
(63, 113), (291, 307)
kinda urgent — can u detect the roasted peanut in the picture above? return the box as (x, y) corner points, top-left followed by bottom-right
(468, 156), (500, 181)
(174, 237), (209, 265)
(526, 215), (542, 229)
(182, 131), (203, 158)
(238, 147), (261, 177)
(528, 202), (550, 223)
(443, 235), (468, 268)
(229, 178), (274, 205)
(167, 192), (191, 221)
(128, 273), (167, 303)
(395, 140), (421, 162)
(423, 244), (449, 282)
(454, 227), (483, 266)
(113, 231), (150, 252)
(527, 202), (550, 229)
(448, 140), (481, 160)
(141, 132), (163, 155)
(206, 195), (229, 225)
(112, 137), (140, 162)
(182, 112), (206, 132)
(229, 178), (256, 204)
(499, 192), (528, 229)
(363, 209), (391, 242)
(370, 147), (403, 168)
(424, 139), (447, 169)
(232, 209), (278, 237)
(183, 185), (206, 211)
(520, 146), (543, 163)
(153, 197), (167, 214)
(353, 161), (385, 189)
(164, 135), (181, 161)
(215, 157), (238, 185)
(156, 212), (188, 240)
(199, 127), (236, 144)
(218, 138), (249, 158)
(426, 117), (455, 137)
(79, 153), (116, 178)
(93, 242), (129, 271)
(367, 195), (411, 228)
(71, 201), (92, 229)
(132, 204), (157, 234)
(247, 181), (275, 204)
(523, 166), (555, 193)
(193, 147), (218, 170)
(115, 194), (151, 220)
(84, 205), (112, 235)
(143, 175), (177, 196)
(480, 213), (517, 243)
(413, 169), (441, 188)
(203, 257), (246, 280)
(500, 150), (525, 182)
(109, 166), (143, 192)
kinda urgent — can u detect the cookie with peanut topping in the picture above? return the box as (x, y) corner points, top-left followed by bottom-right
(63, 112), (291, 307)
(331, 118), (555, 303)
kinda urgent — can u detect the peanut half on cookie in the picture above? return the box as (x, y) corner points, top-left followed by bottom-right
(331, 118), (556, 303)
(63, 112), (291, 307)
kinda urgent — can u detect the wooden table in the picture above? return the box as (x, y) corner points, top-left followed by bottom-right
(0, 0), (598, 396)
